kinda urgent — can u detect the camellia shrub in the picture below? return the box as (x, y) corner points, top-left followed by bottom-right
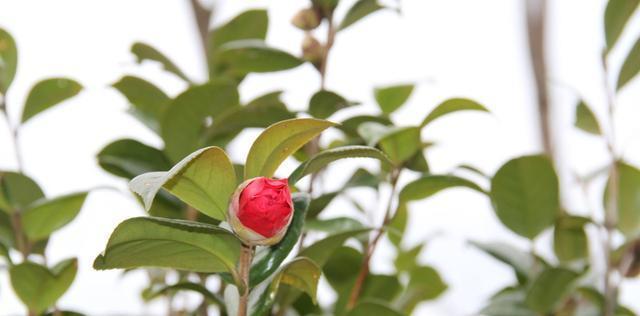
(2, 0), (640, 315)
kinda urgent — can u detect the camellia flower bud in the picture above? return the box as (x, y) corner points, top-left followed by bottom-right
(302, 34), (324, 69)
(227, 177), (294, 246)
(291, 7), (322, 31)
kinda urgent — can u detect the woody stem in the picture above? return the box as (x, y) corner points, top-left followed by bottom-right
(237, 244), (254, 316)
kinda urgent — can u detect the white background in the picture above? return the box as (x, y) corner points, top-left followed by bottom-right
(1, 0), (640, 315)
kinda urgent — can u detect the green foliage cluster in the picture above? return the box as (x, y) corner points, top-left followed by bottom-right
(1, 0), (640, 315)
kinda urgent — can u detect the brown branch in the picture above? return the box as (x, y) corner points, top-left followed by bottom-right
(346, 170), (400, 309)
(189, 0), (212, 64)
(526, 0), (553, 157)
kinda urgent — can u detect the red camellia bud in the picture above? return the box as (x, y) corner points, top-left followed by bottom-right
(227, 177), (294, 246)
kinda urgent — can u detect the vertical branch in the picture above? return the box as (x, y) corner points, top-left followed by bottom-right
(237, 244), (254, 316)
(526, 0), (554, 158)
(189, 0), (212, 61)
(346, 169), (400, 309)
(1, 102), (24, 172)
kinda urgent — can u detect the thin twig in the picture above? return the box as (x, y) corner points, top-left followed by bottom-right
(1, 104), (24, 172)
(189, 0), (212, 62)
(346, 169), (400, 309)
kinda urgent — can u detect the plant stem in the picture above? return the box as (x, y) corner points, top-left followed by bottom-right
(346, 169), (400, 309)
(1, 102), (24, 173)
(319, 17), (336, 90)
(601, 52), (619, 316)
(188, 0), (212, 67)
(237, 244), (254, 316)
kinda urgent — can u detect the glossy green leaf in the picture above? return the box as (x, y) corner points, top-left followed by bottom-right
(347, 301), (404, 316)
(606, 161), (640, 237)
(10, 258), (77, 314)
(21, 78), (82, 123)
(97, 138), (172, 180)
(208, 9), (268, 76)
(22, 192), (88, 241)
(525, 267), (580, 314)
(216, 40), (304, 75)
(251, 257), (321, 316)
(129, 146), (236, 220)
(0, 211), (14, 248)
(617, 36), (640, 90)
(143, 282), (223, 306)
(94, 217), (241, 274)
(0, 241), (11, 264)
(490, 155), (560, 239)
(0, 171), (44, 213)
(405, 150), (430, 172)
(322, 246), (363, 313)
(378, 127), (421, 164)
(374, 84), (413, 114)
(204, 91), (295, 143)
(604, 0), (639, 51)
(339, 115), (391, 137)
(112, 76), (170, 132)
(553, 215), (590, 262)
(0, 28), (17, 94)
(420, 98), (489, 128)
(209, 10), (268, 49)
(308, 90), (357, 119)
(289, 146), (392, 184)
(344, 168), (380, 189)
(339, 0), (385, 31)
(470, 241), (536, 284)
(305, 217), (365, 234)
(247, 193), (310, 287)
(306, 191), (339, 218)
(300, 228), (371, 266)
(160, 81), (239, 162)
(244, 118), (336, 179)
(480, 287), (537, 316)
(397, 266), (447, 314)
(394, 244), (423, 273)
(574, 101), (601, 135)
(131, 42), (190, 82)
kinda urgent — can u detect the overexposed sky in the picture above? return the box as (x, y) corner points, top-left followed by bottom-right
(1, 0), (640, 315)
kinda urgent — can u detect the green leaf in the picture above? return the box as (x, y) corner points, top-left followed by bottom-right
(0, 172), (44, 213)
(10, 258), (77, 314)
(339, 0), (385, 31)
(420, 98), (489, 128)
(347, 301), (404, 316)
(378, 127), (421, 164)
(606, 161), (640, 237)
(553, 215), (590, 263)
(288, 146), (392, 185)
(20, 78), (82, 123)
(129, 146), (236, 220)
(480, 287), (537, 316)
(397, 265), (447, 314)
(204, 91), (295, 143)
(0, 28), (18, 94)
(208, 9), (268, 76)
(209, 10), (268, 49)
(216, 40), (304, 75)
(604, 0), (640, 51)
(300, 228), (371, 266)
(247, 193), (310, 287)
(143, 282), (223, 306)
(322, 246), (364, 313)
(160, 81), (239, 162)
(112, 76), (170, 133)
(374, 84), (414, 115)
(617, 36), (640, 90)
(97, 139), (172, 180)
(0, 241), (11, 264)
(574, 100), (601, 135)
(251, 257), (321, 316)
(525, 267), (580, 314)
(131, 42), (190, 82)
(399, 174), (485, 203)
(470, 241), (536, 284)
(93, 217), (241, 274)
(308, 90), (358, 119)
(394, 244), (423, 273)
(306, 191), (339, 218)
(244, 118), (336, 179)
(305, 217), (365, 234)
(0, 211), (15, 248)
(21, 192), (88, 241)
(339, 115), (391, 138)
(490, 155), (560, 239)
